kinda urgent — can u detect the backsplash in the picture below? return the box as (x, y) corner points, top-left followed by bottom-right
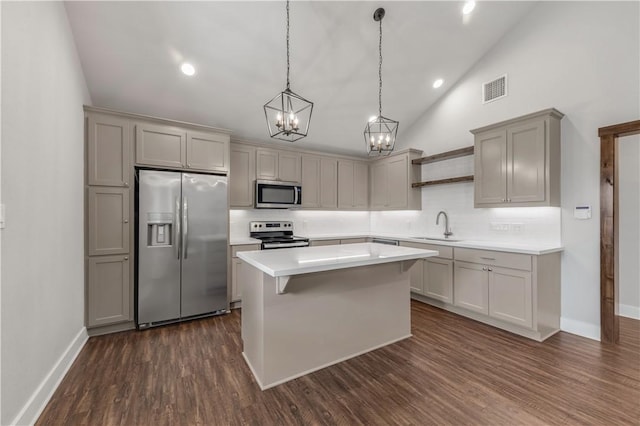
(229, 209), (370, 240)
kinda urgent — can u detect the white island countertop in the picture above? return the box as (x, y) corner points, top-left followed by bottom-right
(237, 242), (438, 277)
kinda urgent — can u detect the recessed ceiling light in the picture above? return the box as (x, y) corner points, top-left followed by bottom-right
(181, 63), (195, 76)
(462, 1), (476, 15)
(433, 79), (444, 89)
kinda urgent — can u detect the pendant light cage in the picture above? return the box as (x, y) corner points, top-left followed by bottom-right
(264, 0), (313, 142)
(364, 7), (398, 157)
(264, 89), (313, 142)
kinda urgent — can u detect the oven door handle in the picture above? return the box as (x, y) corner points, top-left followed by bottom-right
(262, 242), (309, 249)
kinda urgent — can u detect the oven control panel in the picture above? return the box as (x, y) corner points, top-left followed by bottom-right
(250, 221), (293, 232)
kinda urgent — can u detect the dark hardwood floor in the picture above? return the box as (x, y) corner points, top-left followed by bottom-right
(36, 301), (640, 425)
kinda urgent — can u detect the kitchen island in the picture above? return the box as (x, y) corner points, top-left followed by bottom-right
(237, 243), (438, 389)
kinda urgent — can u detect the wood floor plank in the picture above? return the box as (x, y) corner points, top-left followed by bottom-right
(36, 302), (640, 425)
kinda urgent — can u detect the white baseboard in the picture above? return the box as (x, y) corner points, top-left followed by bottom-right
(560, 317), (600, 341)
(10, 327), (88, 426)
(619, 304), (640, 320)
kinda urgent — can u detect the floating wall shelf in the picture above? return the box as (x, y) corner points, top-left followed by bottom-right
(412, 146), (475, 188)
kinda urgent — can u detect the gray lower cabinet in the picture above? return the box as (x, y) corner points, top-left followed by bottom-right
(87, 255), (130, 327)
(230, 244), (261, 302)
(88, 187), (130, 256)
(423, 258), (453, 303)
(453, 261), (489, 315)
(489, 266), (532, 328)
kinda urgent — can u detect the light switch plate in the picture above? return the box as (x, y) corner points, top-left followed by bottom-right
(574, 205), (591, 220)
(0, 204), (5, 229)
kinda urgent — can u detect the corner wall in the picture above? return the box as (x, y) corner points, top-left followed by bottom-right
(397, 1), (639, 340)
(1, 3), (91, 424)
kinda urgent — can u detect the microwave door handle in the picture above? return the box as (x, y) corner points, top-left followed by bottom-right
(294, 187), (299, 205)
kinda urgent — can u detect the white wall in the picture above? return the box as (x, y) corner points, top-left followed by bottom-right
(1, 3), (91, 425)
(618, 136), (640, 319)
(396, 1), (639, 340)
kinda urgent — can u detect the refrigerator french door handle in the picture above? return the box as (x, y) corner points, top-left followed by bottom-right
(175, 197), (181, 259)
(183, 196), (189, 259)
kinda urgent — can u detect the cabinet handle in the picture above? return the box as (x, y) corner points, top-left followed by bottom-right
(507, 198), (511, 202)
(187, 163), (191, 168)
(482, 267), (487, 271)
(480, 257), (495, 260)
(487, 268), (493, 272)
(124, 256), (129, 260)
(124, 219), (129, 223)
(124, 182), (129, 187)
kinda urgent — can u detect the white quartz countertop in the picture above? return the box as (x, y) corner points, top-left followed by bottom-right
(237, 242), (438, 277)
(230, 234), (563, 255)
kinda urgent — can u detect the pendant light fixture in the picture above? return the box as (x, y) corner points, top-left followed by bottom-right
(364, 8), (398, 156)
(264, 0), (313, 142)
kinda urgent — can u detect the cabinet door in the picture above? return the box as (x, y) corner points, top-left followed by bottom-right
(320, 158), (338, 208)
(370, 162), (387, 208)
(301, 155), (321, 208)
(353, 162), (369, 208)
(87, 113), (130, 187)
(88, 255), (130, 327)
(88, 187), (130, 256)
(231, 258), (243, 302)
(507, 119), (546, 203)
(337, 160), (355, 208)
(489, 266), (533, 328)
(386, 155), (409, 208)
(474, 130), (507, 205)
(453, 261), (488, 314)
(230, 145), (256, 207)
(278, 152), (302, 182)
(135, 123), (186, 168)
(409, 259), (425, 294)
(256, 149), (278, 180)
(424, 258), (453, 303)
(186, 131), (230, 172)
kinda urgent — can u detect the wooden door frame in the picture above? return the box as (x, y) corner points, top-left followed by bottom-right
(599, 119), (640, 343)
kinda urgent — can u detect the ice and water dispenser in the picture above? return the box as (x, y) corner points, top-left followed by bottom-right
(146, 212), (173, 246)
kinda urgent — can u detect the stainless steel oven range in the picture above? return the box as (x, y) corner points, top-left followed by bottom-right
(250, 221), (309, 250)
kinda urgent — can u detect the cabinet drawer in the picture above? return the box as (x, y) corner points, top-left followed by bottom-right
(454, 247), (531, 271)
(310, 239), (341, 247)
(231, 244), (261, 257)
(399, 241), (453, 259)
(340, 238), (367, 244)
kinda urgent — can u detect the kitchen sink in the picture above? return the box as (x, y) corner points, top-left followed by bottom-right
(411, 236), (462, 242)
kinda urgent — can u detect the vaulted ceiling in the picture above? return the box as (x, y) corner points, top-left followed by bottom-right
(65, 1), (536, 157)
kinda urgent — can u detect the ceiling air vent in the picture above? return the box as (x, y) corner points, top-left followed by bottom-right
(482, 74), (507, 104)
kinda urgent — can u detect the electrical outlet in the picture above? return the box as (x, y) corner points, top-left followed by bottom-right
(491, 222), (509, 232)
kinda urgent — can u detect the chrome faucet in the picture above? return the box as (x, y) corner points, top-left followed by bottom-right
(436, 211), (453, 239)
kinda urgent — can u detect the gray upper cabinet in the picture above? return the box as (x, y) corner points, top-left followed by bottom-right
(136, 123), (230, 173)
(302, 155), (337, 209)
(88, 186), (130, 256)
(186, 131), (230, 173)
(301, 155), (321, 208)
(338, 160), (368, 209)
(87, 113), (131, 187)
(230, 144), (256, 207)
(369, 150), (422, 210)
(472, 108), (563, 208)
(256, 148), (302, 182)
(135, 123), (186, 169)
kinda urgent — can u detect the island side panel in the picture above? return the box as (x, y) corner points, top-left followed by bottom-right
(261, 262), (413, 388)
(239, 260), (265, 384)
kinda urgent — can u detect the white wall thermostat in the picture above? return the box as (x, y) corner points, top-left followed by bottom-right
(574, 205), (591, 220)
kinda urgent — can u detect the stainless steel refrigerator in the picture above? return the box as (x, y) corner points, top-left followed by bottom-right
(136, 170), (228, 328)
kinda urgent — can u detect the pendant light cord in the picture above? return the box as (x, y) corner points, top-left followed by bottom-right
(378, 18), (383, 118)
(286, 0), (290, 90)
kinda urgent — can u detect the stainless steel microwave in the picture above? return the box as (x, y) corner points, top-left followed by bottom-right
(255, 180), (302, 209)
